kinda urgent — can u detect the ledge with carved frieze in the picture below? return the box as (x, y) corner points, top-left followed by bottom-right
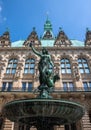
(3, 74), (15, 80)
(81, 74), (91, 80)
(22, 73), (34, 80)
(61, 74), (72, 80)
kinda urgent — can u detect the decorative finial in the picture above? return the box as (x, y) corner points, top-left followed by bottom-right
(33, 27), (36, 31)
(6, 27), (9, 32)
(59, 27), (62, 31)
(86, 27), (90, 32)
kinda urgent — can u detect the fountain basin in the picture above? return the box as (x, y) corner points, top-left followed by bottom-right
(3, 98), (84, 126)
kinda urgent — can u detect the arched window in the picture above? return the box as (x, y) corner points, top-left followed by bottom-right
(6, 58), (18, 74)
(60, 58), (71, 74)
(78, 58), (90, 74)
(24, 58), (35, 74)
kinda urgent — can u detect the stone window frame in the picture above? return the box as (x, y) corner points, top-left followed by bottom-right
(62, 81), (74, 92)
(78, 58), (90, 74)
(82, 81), (91, 91)
(6, 58), (18, 74)
(22, 82), (33, 92)
(60, 57), (72, 74)
(1, 82), (13, 91)
(24, 58), (35, 74)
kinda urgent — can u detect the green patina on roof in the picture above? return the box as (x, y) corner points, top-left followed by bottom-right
(11, 39), (84, 47)
(44, 18), (52, 31)
(41, 39), (55, 47)
(12, 40), (24, 47)
(71, 40), (84, 46)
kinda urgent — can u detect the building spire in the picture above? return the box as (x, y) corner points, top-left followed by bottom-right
(41, 16), (54, 40)
(44, 15), (52, 31)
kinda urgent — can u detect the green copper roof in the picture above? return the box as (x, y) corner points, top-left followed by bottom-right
(71, 40), (84, 46)
(12, 40), (24, 47)
(11, 39), (84, 47)
(41, 39), (54, 47)
(44, 19), (52, 31)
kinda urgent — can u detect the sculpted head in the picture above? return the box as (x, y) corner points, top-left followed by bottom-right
(42, 48), (48, 54)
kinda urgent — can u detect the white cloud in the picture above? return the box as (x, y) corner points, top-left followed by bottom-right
(0, 5), (2, 12)
(0, 3), (7, 23)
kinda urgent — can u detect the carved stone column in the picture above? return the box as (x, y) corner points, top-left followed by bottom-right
(71, 61), (83, 91)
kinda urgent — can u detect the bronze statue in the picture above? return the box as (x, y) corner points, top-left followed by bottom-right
(30, 42), (60, 98)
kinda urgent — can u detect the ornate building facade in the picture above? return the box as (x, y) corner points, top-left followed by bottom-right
(0, 19), (91, 130)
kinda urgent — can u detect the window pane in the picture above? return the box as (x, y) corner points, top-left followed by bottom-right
(31, 59), (35, 62)
(66, 64), (70, 68)
(61, 63), (65, 68)
(13, 63), (17, 68)
(24, 69), (29, 74)
(30, 69), (34, 74)
(8, 63), (12, 67)
(7, 82), (12, 91)
(61, 59), (65, 62)
(28, 83), (32, 92)
(2, 82), (7, 91)
(69, 83), (74, 91)
(67, 69), (71, 73)
(22, 82), (26, 91)
(6, 58), (18, 74)
(79, 64), (83, 67)
(14, 59), (18, 62)
(65, 59), (69, 62)
(89, 82), (91, 91)
(30, 63), (35, 68)
(82, 59), (86, 62)
(9, 59), (13, 62)
(83, 63), (88, 67)
(6, 69), (10, 74)
(83, 82), (88, 91)
(12, 69), (16, 74)
(89, 82), (91, 88)
(78, 58), (90, 74)
(80, 69), (84, 73)
(61, 69), (66, 74)
(85, 69), (90, 73)
(26, 59), (30, 62)
(25, 63), (29, 68)
(63, 83), (68, 91)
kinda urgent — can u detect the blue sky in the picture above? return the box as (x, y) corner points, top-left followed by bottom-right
(0, 0), (91, 42)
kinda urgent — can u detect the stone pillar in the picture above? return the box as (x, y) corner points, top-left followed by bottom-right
(71, 61), (83, 91)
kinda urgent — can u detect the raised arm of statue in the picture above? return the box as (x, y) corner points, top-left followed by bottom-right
(29, 42), (41, 57)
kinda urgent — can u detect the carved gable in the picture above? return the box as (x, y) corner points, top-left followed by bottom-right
(85, 30), (91, 46)
(0, 31), (11, 47)
(23, 28), (41, 47)
(54, 29), (72, 47)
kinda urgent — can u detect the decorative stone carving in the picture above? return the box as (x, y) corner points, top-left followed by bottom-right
(72, 63), (80, 81)
(85, 29), (91, 46)
(0, 31), (11, 47)
(54, 28), (72, 47)
(23, 27), (41, 47)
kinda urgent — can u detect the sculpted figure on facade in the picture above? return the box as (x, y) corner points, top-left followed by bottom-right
(73, 65), (80, 81)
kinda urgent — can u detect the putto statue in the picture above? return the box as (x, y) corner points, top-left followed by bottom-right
(30, 42), (60, 98)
